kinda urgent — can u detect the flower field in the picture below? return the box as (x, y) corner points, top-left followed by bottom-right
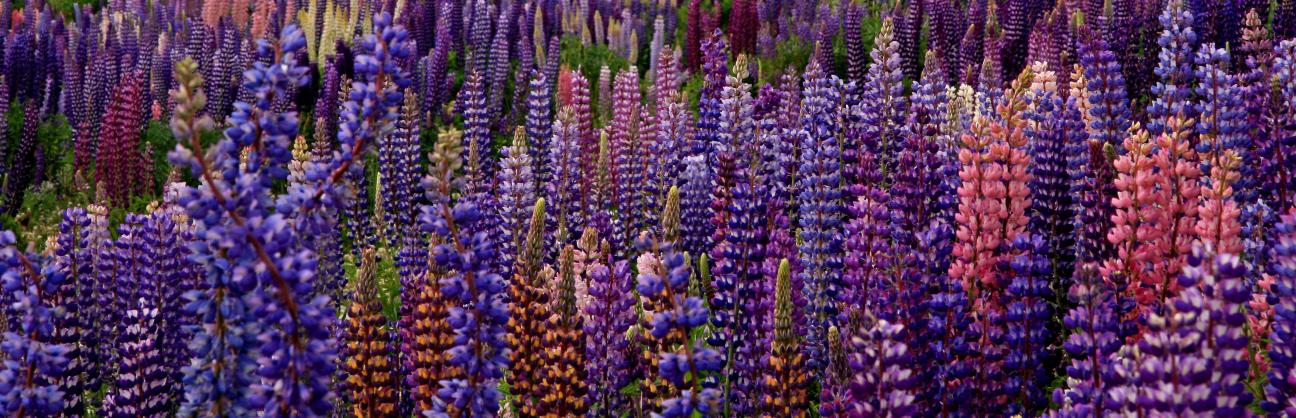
(2, 0), (1296, 416)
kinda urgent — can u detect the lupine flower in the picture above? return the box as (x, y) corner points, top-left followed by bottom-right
(48, 208), (92, 415)
(818, 326), (850, 418)
(637, 235), (722, 417)
(858, 16), (908, 181)
(536, 245), (587, 416)
(526, 71), (553, 190)
(708, 142), (765, 415)
(1079, 38), (1131, 149)
(1000, 235), (1053, 413)
(608, 67), (644, 252)
(459, 72), (493, 190)
(1195, 45), (1245, 257)
(343, 249), (397, 417)
(843, 4), (866, 85)
(1266, 209), (1296, 414)
(507, 198), (547, 415)
(3, 100), (40, 213)
(848, 317), (917, 417)
(1023, 62), (1077, 293)
(1051, 264), (1122, 416)
(1105, 125), (1168, 327)
(94, 71), (148, 207)
(759, 260), (808, 417)
(796, 60), (845, 375)
(102, 303), (168, 417)
(695, 31), (727, 158)
(0, 230), (69, 416)
(497, 129), (538, 271)
(1151, 116), (1201, 306)
(584, 228), (635, 416)
(1147, 0), (1198, 136)
(422, 130), (510, 418)
(424, 2), (453, 124)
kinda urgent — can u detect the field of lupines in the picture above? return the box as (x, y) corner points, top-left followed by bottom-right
(4, 0), (1296, 416)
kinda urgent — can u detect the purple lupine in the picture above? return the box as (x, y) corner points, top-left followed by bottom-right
(894, 51), (951, 245)
(421, 127), (510, 418)
(543, 36), (560, 102)
(102, 304), (169, 417)
(680, 155), (713, 259)
(1051, 264), (1122, 416)
(382, 92), (425, 248)
(847, 318), (917, 417)
(596, 65), (612, 125)
(637, 236), (723, 417)
(695, 30), (727, 158)
(1148, 0), (1198, 136)
(526, 71), (552, 190)
(1024, 65), (1077, 291)
(1267, 209), (1296, 414)
(425, 2), (453, 124)
(584, 237), (636, 417)
(4, 100), (40, 213)
(897, 0), (924, 81)
(858, 16), (908, 182)
(466, 0), (493, 76)
(1275, 40), (1296, 211)
(459, 71), (493, 191)
(549, 109), (585, 243)
(843, 3), (866, 85)
(708, 157), (766, 415)
(49, 209), (92, 415)
(796, 60), (845, 375)
(650, 48), (690, 206)
(607, 67), (643, 252)
(843, 139), (892, 325)
(1135, 247), (1253, 415)
(1000, 235), (1053, 413)
(1079, 37), (1131, 148)
(0, 230), (69, 416)
(487, 12), (511, 124)
(496, 130), (537, 272)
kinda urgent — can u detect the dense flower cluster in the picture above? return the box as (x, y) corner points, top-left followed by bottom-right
(7, 0), (1296, 416)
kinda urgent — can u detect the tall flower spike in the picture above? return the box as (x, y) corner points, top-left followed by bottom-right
(1104, 125), (1168, 328)
(1000, 235), (1054, 413)
(497, 128), (537, 271)
(848, 317), (917, 417)
(526, 71), (553, 190)
(94, 71), (148, 207)
(1080, 38), (1131, 149)
(343, 248), (398, 417)
(1151, 116), (1201, 306)
(536, 245), (587, 416)
(0, 230), (69, 417)
(423, 128), (510, 418)
(608, 67), (644, 252)
(759, 260), (808, 417)
(1273, 40), (1296, 210)
(1147, 0), (1198, 136)
(1266, 209), (1296, 414)
(1024, 62), (1077, 295)
(1051, 264), (1122, 416)
(49, 208), (92, 415)
(1194, 44), (1246, 256)
(102, 302), (169, 417)
(637, 236), (723, 417)
(584, 229), (635, 416)
(796, 60), (846, 375)
(508, 198), (548, 415)
(168, 56), (259, 417)
(859, 15), (909, 180)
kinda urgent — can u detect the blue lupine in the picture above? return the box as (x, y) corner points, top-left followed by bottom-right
(636, 237), (723, 417)
(584, 234), (636, 417)
(1000, 235), (1053, 413)
(526, 71), (553, 190)
(0, 230), (69, 416)
(421, 128), (510, 418)
(1267, 209), (1296, 414)
(1148, 0), (1198, 136)
(1050, 265), (1123, 416)
(796, 60), (845, 375)
(708, 160), (765, 416)
(1079, 38), (1131, 148)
